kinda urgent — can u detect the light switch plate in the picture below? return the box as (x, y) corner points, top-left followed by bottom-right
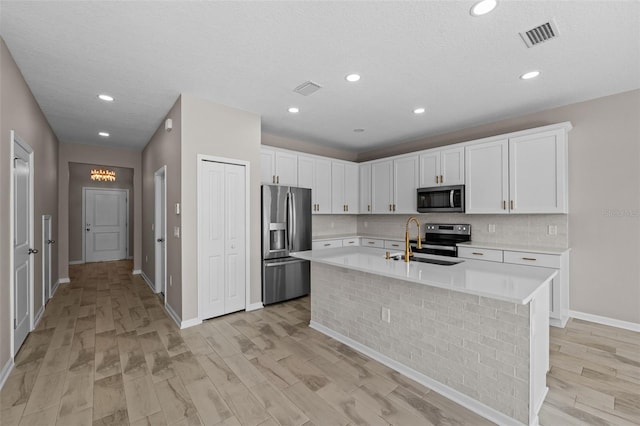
(548, 225), (557, 235)
(174, 226), (180, 238)
(175, 203), (180, 215)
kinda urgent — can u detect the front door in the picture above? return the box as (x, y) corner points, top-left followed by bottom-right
(13, 140), (32, 354)
(84, 188), (128, 263)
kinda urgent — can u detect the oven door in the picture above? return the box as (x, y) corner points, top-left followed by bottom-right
(417, 185), (465, 213)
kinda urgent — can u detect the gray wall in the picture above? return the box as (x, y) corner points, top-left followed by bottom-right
(67, 163), (134, 262)
(58, 143), (142, 278)
(0, 38), (59, 369)
(141, 97), (182, 317)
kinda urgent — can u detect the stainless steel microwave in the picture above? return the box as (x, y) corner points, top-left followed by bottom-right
(417, 185), (465, 213)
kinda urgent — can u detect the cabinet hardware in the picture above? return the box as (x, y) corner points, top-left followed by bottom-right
(368, 241), (375, 245)
(503, 200), (506, 210)
(272, 175), (275, 184)
(472, 252), (484, 256)
(346, 205), (349, 212)
(276, 176), (279, 184)
(510, 200), (514, 210)
(435, 176), (438, 184)
(392, 244), (400, 247)
(389, 204), (392, 211)
(324, 243), (331, 247)
(522, 257), (537, 261)
(368, 205), (371, 212)
(393, 204), (396, 212)
(440, 175), (443, 183)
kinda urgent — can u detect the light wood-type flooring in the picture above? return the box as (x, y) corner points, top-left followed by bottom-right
(1, 260), (638, 425)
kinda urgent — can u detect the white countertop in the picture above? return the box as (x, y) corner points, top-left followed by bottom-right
(312, 234), (403, 242)
(292, 246), (557, 304)
(457, 241), (570, 255)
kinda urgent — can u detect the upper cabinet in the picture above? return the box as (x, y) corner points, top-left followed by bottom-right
(418, 146), (464, 188)
(359, 163), (372, 214)
(298, 155), (332, 214)
(370, 155), (418, 214)
(331, 162), (359, 214)
(465, 125), (569, 214)
(260, 147), (297, 186)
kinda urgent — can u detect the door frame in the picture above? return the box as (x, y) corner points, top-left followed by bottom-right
(82, 187), (129, 263)
(154, 165), (167, 303)
(9, 130), (35, 357)
(196, 154), (251, 320)
(42, 214), (52, 303)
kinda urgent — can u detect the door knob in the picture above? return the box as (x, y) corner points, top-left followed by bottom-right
(47, 239), (55, 244)
(28, 248), (38, 255)
(157, 238), (164, 242)
(86, 228), (90, 232)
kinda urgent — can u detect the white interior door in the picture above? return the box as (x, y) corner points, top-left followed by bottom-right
(199, 160), (246, 319)
(85, 188), (128, 263)
(42, 215), (52, 301)
(13, 141), (32, 354)
(155, 167), (166, 295)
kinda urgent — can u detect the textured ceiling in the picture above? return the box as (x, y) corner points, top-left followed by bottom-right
(1, 1), (639, 152)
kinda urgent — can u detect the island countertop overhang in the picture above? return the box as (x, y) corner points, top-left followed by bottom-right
(292, 246), (557, 305)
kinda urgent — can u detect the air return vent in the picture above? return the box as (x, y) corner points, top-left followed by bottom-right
(294, 80), (322, 96)
(520, 21), (559, 48)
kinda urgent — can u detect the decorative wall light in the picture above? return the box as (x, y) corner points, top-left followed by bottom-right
(90, 168), (116, 182)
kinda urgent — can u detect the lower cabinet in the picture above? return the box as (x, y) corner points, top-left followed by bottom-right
(459, 245), (570, 327)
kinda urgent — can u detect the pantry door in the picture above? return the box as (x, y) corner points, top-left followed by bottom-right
(84, 188), (128, 263)
(198, 159), (247, 320)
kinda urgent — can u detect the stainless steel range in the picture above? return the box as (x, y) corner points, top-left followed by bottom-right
(411, 223), (471, 257)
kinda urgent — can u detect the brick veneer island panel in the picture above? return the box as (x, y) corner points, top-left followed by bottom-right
(300, 250), (551, 426)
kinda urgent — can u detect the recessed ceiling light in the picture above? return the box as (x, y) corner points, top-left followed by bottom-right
(520, 70), (541, 80)
(413, 107), (426, 114)
(98, 132), (110, 137)
(345, 73), (361, 82)
(97, 94), (114, 102)
(470, 0), (497, 16)
(353, 128), (365, 133)
(288, 107), (299, 113)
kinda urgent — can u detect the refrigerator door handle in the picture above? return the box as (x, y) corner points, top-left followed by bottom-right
(286, 191), (293, 251)
(291, 191), (297, 250)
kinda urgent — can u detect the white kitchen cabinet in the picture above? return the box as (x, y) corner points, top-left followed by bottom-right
(371, 155), (418, 214)
(361, 238), (384, 248)
(465, 125), (569, 214)
(342, 237), (360, 247)
(384, 240), (404, 250)
(509, 129), (568, 213)
(465, 139), (509, 214)
(359, 163), (372, 214)
(299, 155), (332, 214)
(457, 246), (503, 263)
(419, 146), (464, 188)
(261, 147), (298, 186)
(331, 162), (359, 214)
(312, 239), (342, 250)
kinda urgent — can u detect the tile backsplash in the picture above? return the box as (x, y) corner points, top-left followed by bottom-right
(313, 214), (568, 248)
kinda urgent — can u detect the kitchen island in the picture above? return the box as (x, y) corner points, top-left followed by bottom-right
(292, 246), (556, 426)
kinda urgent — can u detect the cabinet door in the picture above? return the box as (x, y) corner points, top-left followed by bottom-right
(314, 159), (332, 213)
(331, 162), (346, 213)
(509, 129), (567, 213)
(419, 151), (440, 188)
(260, 149), (276, 184)
(465, 139), (509, 214)
(297, 155), (314, 190)
(371, 160), (393, 213)
(359, 163), (372, 214)
(393, 155), (419, 213)
(275, 151), (298, 186)
(441, 146), (465, 186)
(344, 163), (359, 214)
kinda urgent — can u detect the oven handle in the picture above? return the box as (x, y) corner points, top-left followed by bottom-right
(450, 190), (455, 208)
(413, 243), (456, 251)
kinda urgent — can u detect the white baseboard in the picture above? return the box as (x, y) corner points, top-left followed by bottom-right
(181, 317), (202, 329)
(0, 358), (15, 391)
(569, 310), (640, 332)
(165, 303), (182, 328)
(246, 302), (264, 312)
(131, 269), (142, 275)
(68, 260), (84, 265)
(33, 305), (45, 329)
(140, 271), (156, 293)
(51, 279), (61, 297)
(58, 278), (70, 284)
(309, 321), (522, 426)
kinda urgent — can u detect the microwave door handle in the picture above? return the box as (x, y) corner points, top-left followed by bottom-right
(450, 190), (455, 208)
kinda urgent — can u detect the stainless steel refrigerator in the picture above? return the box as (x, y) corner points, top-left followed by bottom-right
(261, 185), (312, 305)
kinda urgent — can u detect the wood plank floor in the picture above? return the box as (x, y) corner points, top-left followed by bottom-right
(1, 260), (638, 425)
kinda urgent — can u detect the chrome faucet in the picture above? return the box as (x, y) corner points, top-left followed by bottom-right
(404, 217), (422, 262)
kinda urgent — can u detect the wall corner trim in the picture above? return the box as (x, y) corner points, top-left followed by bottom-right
(0, 358), (15, 391)
(58, 278), (71, 284)
(131, 269), (142, 275)
(164, 303), (182, 328)
(33, 306), (45, 329)
(569, 310), (640, 332)
(140, 271), (155, 293)
(246, 302), (264, 312)
(309, 321), (522, 426)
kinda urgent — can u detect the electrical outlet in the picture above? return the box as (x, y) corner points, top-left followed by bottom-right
(151, 223), (154, 231)
(145, 255), (148, 263)
(381, 307), (391, 323)
(548, 225), (558, 236)
(488, 224), (496, 233)
(169, 275), (173, 287)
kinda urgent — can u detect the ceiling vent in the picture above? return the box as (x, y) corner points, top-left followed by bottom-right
(294, 80), (322, 96)
(520, 21), (560, 48)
